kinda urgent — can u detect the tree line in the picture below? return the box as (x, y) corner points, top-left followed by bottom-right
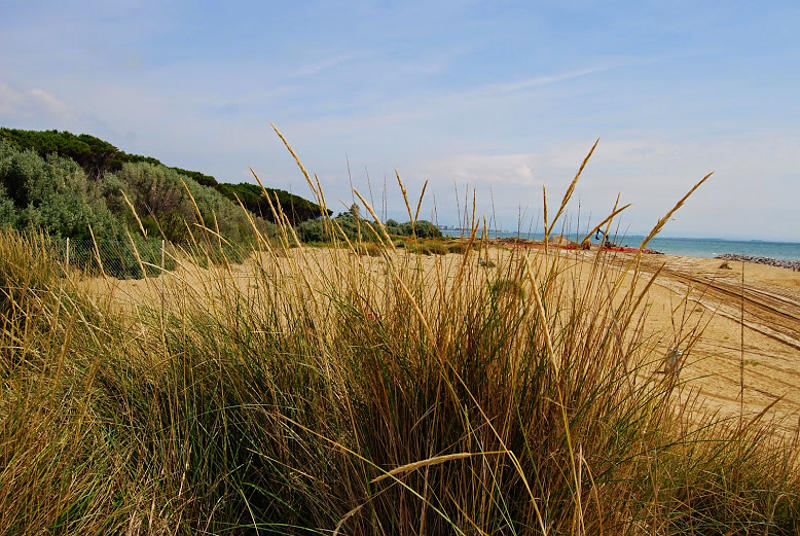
(0, 128), (327, 225)
(0, 128), (441, 251)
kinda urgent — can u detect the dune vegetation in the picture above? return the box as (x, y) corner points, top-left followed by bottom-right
(0, 128), (436, 279)
(0, 127), (327, 225)
(1, 133), (799, 536)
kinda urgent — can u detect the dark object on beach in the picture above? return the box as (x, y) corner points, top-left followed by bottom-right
(603, 245), (662, 254)
(656, 348), (684, 376)
(595, 229), (615, 248)
(718, 261), (732, 270)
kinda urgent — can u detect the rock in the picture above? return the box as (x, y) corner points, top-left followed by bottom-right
(715, 253), (800, 271)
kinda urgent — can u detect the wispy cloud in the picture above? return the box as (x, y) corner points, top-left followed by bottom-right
(290, 53), (368, 78)
(466, 54), (674, 100)
(396, 46), (471, 76)
(0, 82), (75, 123)
(485, 65), (615, 95)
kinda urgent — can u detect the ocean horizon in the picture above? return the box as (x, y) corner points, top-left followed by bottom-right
(439, 229), (800, 261)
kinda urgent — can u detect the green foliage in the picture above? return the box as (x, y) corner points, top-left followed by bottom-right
(0, 128), (325, 222)
(446, 240), (471, 254)
(385, 218), (441, 239)
(215, 182), (328, 223)
(0, 128), (121, 179)
(0, 139), (283, 278)
(405, 239), (449, 255)
(295, 204), (442, 244)
(0, 136), (283, 242)
(296, 218), (326, 243)
(164, 166), (219, 187)
(0, 194), (15, 228)
(0, 142), (120, 240)
(104, 161), (257, 242)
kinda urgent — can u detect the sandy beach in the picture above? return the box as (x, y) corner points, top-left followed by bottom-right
(88, 244), (800, 434)
(608, 251), (800, 432)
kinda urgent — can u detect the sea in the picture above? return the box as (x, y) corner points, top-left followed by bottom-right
(439, 229), (800, 261)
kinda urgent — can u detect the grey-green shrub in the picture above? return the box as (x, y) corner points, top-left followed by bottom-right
(0, 144), (121, 240)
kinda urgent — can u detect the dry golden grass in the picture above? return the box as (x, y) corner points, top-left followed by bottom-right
(1, 136), (799, 535)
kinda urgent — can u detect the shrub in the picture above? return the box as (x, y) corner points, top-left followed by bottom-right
(296, 218), (325, 243)
(0, 143), (122, 240)
(356, 241), (382, 257)
(446, 240), (471, 254)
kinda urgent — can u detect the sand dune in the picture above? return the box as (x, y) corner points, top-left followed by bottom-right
(86, 245), (800, 434)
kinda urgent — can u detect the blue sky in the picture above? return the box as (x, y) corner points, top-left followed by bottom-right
(1, 1), (798, 240)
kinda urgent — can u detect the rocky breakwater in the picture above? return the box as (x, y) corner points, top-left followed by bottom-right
(716, 253), (800, 271)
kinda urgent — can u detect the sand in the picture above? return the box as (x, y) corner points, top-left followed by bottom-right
(625, 253), (800, 433)
(81, 244), (800, 434)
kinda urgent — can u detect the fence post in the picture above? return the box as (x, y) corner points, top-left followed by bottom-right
(65, 237), (70, 274)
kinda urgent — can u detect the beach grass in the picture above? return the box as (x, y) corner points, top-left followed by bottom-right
(1, 146), (799, 535)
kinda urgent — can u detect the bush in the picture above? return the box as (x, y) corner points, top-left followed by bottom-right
(356, 241), (382, 257)
(446, 240), (471, 254)
(0, 142), (122, 240)
(296, 218), (325, 243)
(296, 206), (441, 245)
(0, 128), (326, 224)
(0, 137), (276, 280)
(400, 240), (447, 255)
(105, 162), (259, 243)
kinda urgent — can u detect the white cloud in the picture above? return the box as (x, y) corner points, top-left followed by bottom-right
(422, 153), (544, 186)
(28, 88), (71, 116)
(0, 82), (76, 123)
(419, 138), (628, 188)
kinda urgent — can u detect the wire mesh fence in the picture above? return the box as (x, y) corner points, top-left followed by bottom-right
(50, 238), (253, 279)
(48, 237), (253, 280)
(48, 238), (175, 279)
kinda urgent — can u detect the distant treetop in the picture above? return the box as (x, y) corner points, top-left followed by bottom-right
(0, 127), (327, 224)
